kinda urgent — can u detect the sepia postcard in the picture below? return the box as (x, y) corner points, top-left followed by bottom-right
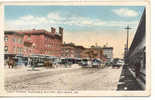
(0, 0), (151, 96)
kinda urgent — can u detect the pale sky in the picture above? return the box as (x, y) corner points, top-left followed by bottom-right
(5, 6), (145, 58)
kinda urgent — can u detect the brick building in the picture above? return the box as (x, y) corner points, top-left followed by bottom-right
(61, 43), (85, 58)
(4, 31), (24, 56)
(61, 43), (75, 58)
(74, 46), (85, 58)
(61, 42), (113, 62)
(81, 47), (104, 61)
(80, 48), (90, 58)
(4, 27), (63, 58)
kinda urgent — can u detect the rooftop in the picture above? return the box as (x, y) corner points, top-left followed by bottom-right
(5, 27), (63, 38)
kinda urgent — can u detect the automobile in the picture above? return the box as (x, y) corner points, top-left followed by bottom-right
(59, 58), (74, 65)
(105, 61), (112, 66)
(112, 58), (121, 68)
(48, 57), (60, 65)
(53, 58), (61, 65)
(115, 61), (123, 66)
(80, 59), (88, 66)
(59, 58), (68, 64)
(119, 60), (124, 66)
(80, 58), (91, 67)
(67, 58), (75, 64)
(92, 59), (102, 67)
(75, 58), (82, 64)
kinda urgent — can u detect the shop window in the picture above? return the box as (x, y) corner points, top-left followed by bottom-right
(4, 36), (8, 42)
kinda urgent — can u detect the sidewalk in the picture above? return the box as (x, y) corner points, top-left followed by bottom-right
(117, 65), (143, 91)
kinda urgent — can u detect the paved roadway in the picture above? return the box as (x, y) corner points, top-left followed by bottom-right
(5, 64), (122, 91)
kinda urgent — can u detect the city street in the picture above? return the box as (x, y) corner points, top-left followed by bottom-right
(5, 65), (122, 91)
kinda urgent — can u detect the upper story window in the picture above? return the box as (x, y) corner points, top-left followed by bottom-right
(18, 38), (23, 44)
(18, 38), (20, 43)
(4, 36), (8, 42)
(4, 46), (8, 53)
(27, 35), (31, 40)
(13, 38), (16, 43)
(13, 46), (16, 53)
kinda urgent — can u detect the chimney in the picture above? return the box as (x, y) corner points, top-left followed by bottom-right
(59, 27), (63, 34)
(51, 27), (56, 34)
(59, 27), (63, 43)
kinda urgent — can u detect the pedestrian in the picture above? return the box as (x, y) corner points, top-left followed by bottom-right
(8, 57), (15, 69)
(31, 58), (36, 70)
(25, 61), (27, 67)
(27, 57), (31, 67)
(25, 60), (28, 67)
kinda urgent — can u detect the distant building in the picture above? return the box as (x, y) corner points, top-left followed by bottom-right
(81, 46), (105, 61)
(4, 27), (63, 58)
(74, 46), (85, 58)
(103, 46), (113, 62)
(61, 43), (75, 58)
(80, 48), (91, 59)
(61, 43), (85, 58)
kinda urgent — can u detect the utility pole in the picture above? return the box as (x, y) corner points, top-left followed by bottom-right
(124, 25), (132, 64)
(124, 25), (132, 51)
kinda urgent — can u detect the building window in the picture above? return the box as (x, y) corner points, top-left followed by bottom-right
(13, 38), (16, 43)
(4, 46), (8, 53)
(18, 38), (20, 43)
(13, 47), (16, 53)
(18, 38), (23, 44)
(20, 39), (23, 44)
(17, 47), (19, 54)
(19, 48), (23, 54)
(4, 36), (8, 42)
(27, 35), (31, 41)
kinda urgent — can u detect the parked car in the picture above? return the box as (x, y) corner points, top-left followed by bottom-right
(59, 58), (68, 64)
(80, 58), (92, 67)
(112, 58), (121, 68)
(48, 57), (60, 65)
(119, 60), (124, 66)
(75, 58), (82, 64)
(92, 59), (102, 68)
(105, 61), (112, 66)
(59, 58), (75, 65)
